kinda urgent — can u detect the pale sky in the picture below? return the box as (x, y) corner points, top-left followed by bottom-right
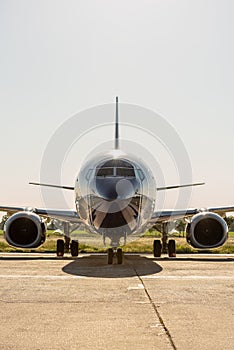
(0, 0), (234, 210)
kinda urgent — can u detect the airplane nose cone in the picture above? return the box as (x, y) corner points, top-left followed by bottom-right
(95, 178), (139, 201)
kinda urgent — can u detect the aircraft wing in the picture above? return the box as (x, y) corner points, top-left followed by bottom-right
(150, 205), (234, 223)
(205, 205), (234, 215)
(149, 208), (199, 223)
(0, 206), (80, 223)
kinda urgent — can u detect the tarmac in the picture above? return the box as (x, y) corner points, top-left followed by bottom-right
(0, 253), (233, 350)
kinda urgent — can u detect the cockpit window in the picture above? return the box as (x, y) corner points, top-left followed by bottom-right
(95, 159), (135, 177)
(116, 167), (135, 177)
(96, 167), (113, 177)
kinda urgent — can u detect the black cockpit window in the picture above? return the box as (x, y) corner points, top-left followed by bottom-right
(116, 167), (135, 176)
(96, 159), (135, 177)
(96, 167), (113, 176)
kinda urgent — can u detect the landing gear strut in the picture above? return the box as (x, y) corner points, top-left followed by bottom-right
(64, 222), (71, 253)
(107, 248), (123, 264)
(162, 222), (168, 254)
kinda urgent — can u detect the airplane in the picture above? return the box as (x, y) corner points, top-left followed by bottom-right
(0, 97), (233, 264)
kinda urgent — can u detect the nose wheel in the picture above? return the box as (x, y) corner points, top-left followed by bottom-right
(107, 248), (123, 264)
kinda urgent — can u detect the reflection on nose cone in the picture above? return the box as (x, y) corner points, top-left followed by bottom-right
(116, 179), (136, 199)
(95, 177), (139, 201)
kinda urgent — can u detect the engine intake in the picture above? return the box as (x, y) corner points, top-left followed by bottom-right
(186, 212), (228, 249)
(4, 211), (46, 248)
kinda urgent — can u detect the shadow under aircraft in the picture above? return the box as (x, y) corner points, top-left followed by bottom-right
(62, 254), (163, 278)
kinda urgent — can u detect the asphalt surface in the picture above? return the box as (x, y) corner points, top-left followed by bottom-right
(0, 253), (233, 350)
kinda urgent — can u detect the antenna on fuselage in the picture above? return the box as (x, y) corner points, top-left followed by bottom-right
(115, 96), (119, 149)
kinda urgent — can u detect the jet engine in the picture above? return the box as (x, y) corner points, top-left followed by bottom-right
(4, 212), (46, 248)
(186, 212), (228, 249)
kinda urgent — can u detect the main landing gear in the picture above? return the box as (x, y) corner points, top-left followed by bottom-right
(153, 223), (176, 258)
(56, 239), (79, 257)
(153, 239), (176, 258)
(56, 222), (79, 258)
(107, 248), (123, 265)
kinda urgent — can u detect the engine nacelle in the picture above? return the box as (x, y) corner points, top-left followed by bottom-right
(4, 211), (46, 248)
(186, 212), (228, 249)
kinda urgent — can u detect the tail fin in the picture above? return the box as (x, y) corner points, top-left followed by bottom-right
(115, 96), (119, 149)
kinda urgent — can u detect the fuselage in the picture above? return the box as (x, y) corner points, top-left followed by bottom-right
(75, 149), (156, 247)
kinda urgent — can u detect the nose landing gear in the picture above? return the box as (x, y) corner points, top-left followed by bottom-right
(107, 247), (123, 264)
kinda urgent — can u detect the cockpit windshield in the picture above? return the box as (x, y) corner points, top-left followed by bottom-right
(96, 159), (135, 177)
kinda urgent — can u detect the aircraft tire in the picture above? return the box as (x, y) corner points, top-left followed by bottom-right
(107, 248), (114, 264)
(153, 239), (162, 257)
(57, 239), (65, 257)
(117, 248), (123, 264)
(70, 240), (79, 257)
(168, 239), (176, 257)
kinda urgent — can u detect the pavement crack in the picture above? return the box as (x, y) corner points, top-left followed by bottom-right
(132, 267), (177, 350)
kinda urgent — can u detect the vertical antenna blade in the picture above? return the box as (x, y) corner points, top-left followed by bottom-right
(115, 96), (119, 149)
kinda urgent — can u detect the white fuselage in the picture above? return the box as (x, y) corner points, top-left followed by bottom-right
(74, 150), (156, 246)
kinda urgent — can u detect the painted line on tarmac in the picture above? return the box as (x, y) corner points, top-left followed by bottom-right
(142, 275), (234, 280)
(128, 284), (145, 290)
